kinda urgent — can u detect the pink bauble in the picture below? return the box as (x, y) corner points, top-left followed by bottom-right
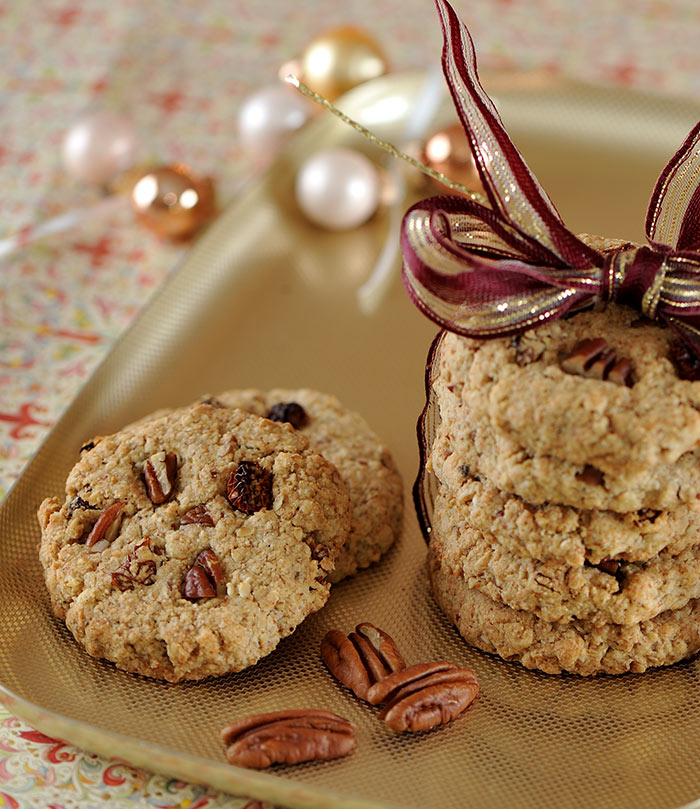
(295, 148), (380, 230)
(62, 111), (139, 185)
(237, 85), (310, 166)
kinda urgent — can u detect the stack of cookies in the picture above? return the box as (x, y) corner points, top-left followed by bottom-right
(427, 299), (700, 675)
(38, 389), (403, 682)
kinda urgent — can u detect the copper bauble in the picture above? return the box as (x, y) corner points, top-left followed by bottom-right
(421, 123), (483, 195)
(130, 165), (216, 241)
(300, 26), (387, 101)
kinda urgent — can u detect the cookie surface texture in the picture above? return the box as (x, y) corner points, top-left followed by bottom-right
(433, 302), (700, 511)
(38, 404), (352, 681)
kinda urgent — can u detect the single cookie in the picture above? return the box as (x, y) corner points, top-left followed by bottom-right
(430, 508), (700, 625)
(432, 389), (700, 513)
(38, 404), (352, 681)
(431, 472), (700, 567)
(432, 301), (700, 511)
(428, 546), (700, 676)
(134, 388), (403, 583)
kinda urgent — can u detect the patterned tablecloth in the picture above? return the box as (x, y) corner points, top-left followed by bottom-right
(3, 1), (700, 806)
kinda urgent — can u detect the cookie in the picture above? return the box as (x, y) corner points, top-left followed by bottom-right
(428, 546), (700, 676)
(431, 473), (700, 567)
(135, 388), (403, 583)
(432, 302), (700, 511)
(430, 509), (700, 625)
(38, 404), (352, 681)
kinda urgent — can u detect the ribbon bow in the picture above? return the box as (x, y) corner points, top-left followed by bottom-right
(402, 0), (700, 359)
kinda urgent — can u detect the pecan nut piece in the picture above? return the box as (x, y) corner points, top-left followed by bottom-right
(180, 504), (215, 526)
(560, 338), (633, 386)
(143, 451), (178, 504)
(670, 337), (700, 381)
(321, 624), (406, 701)
(111, 539), (160, 591)
(85, 502), (125, 548)
(378, 667), (480, 733)
(226, 460), (273, 514)
(221, 709), (355, 769)
(266, 402), (308, 430)
(183, 548), (225, 599)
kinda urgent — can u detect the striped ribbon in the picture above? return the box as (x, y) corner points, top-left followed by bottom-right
(402, 0), (700, 359)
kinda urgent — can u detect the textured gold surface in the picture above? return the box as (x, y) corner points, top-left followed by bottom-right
(2, 73), (700, 809)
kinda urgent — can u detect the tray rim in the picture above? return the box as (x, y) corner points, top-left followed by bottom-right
(4, 70), (700, 809)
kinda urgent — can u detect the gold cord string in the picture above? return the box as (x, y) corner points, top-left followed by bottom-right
(285, 74), (487, 203)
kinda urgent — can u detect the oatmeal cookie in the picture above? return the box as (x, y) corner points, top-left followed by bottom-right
(432, 302), (700, 511)
(428, 546), (700, 676)
(430, 511), (700, 625)
(135, 388), (403, 582)
(431, 474), (700, 567)
(38, 404), (352, 681)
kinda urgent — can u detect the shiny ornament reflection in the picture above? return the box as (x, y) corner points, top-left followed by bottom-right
(295, 148), (380, 230)
(131, 165), (216, 241)
(300, 26), (387, 101)
(62, 111), (139, 186)
(421, 122), (483, 195)
(237, 85), (311, 167)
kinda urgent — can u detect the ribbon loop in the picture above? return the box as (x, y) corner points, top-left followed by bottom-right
(401, 0), (700, 363)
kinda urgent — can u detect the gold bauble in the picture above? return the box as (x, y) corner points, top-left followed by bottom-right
(130, 165), (216, 241)
(421, 123), (483, 196)
(300, 26), (388, 101)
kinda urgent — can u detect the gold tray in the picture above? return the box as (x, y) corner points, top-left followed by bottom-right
(3, 72), (700, 809)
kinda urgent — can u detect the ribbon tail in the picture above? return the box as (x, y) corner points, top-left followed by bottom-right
(646, 121), (700, 252)
(434, 0), (600, 269)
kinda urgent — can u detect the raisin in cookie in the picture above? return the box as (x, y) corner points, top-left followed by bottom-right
(429, 546), (700, 676)
(430, 511), (700, 625)
(432, 474), (700, 567)
(432, 301), (700, 511)
(38, 404), (352, 681)
(135, 388), (403, 582)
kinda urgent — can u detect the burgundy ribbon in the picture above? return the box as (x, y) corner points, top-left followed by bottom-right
(401, 0), (700, 359)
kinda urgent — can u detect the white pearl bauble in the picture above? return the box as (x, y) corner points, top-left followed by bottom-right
(295, 148), (380, 230)
(62, 111), (139, 185)
(237, 85), (310, 166)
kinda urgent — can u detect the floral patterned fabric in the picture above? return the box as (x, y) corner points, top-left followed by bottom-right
(3, 0), (700, 805)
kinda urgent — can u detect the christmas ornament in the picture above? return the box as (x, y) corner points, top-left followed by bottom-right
(421, 122), (483, 195)
(295, 147), (380, 230)
(299, 26), (387, 102)
(237, 84), (311, 167)
(130, 165), (216, 241)
(61, 111), (140, 186)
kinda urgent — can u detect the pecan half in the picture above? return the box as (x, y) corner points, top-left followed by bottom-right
(85, 502), (125, 548)
(560, 338), (633, 386)
(378, 666), (480, 733)
(226, 461), (272, 514)
(365, 661), (457, 705)
(183, 548), (225, 599)
(266, 402), (308, 430)
(321, 624), (406, 701)
(180, 504), (215, 526)
(670, 337), (700, 381)
(221, 709), (355, 769)
(143, 451), (178, 504)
